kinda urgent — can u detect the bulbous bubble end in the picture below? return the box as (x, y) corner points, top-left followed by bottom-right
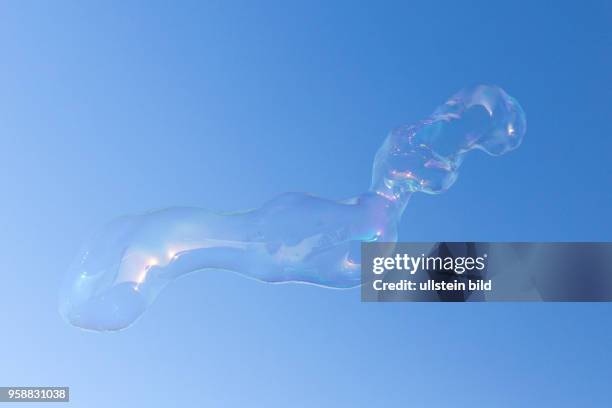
(435, 84), (527, 156)
(59, 215), (149, 331)
(59, 282), (147, 331)
(370, 84), (526, 196)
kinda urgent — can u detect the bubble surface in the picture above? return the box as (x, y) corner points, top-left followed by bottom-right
(60, 85), (526, 331)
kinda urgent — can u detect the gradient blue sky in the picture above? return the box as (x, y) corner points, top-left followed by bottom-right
(1, 1), (611, 407)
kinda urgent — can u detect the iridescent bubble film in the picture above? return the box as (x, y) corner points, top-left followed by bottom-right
(371, 85), (525, 198)
(59, 84), (526, 331)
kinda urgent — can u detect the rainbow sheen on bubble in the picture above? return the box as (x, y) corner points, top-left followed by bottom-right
(59, 84), (526, 331)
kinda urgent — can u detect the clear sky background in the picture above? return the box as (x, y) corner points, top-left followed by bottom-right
(0, 1), (611, 407)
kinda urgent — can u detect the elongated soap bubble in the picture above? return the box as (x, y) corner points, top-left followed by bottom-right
(59, 84), (526, 331)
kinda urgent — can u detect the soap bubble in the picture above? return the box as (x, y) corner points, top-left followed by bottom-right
(60, 85), (526, 331)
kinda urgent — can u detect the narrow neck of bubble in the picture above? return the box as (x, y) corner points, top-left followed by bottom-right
(367, 109), (492, 218)
(370, 181), (414, 219)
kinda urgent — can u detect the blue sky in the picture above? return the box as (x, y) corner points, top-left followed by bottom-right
(0, 1), (610, 406)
